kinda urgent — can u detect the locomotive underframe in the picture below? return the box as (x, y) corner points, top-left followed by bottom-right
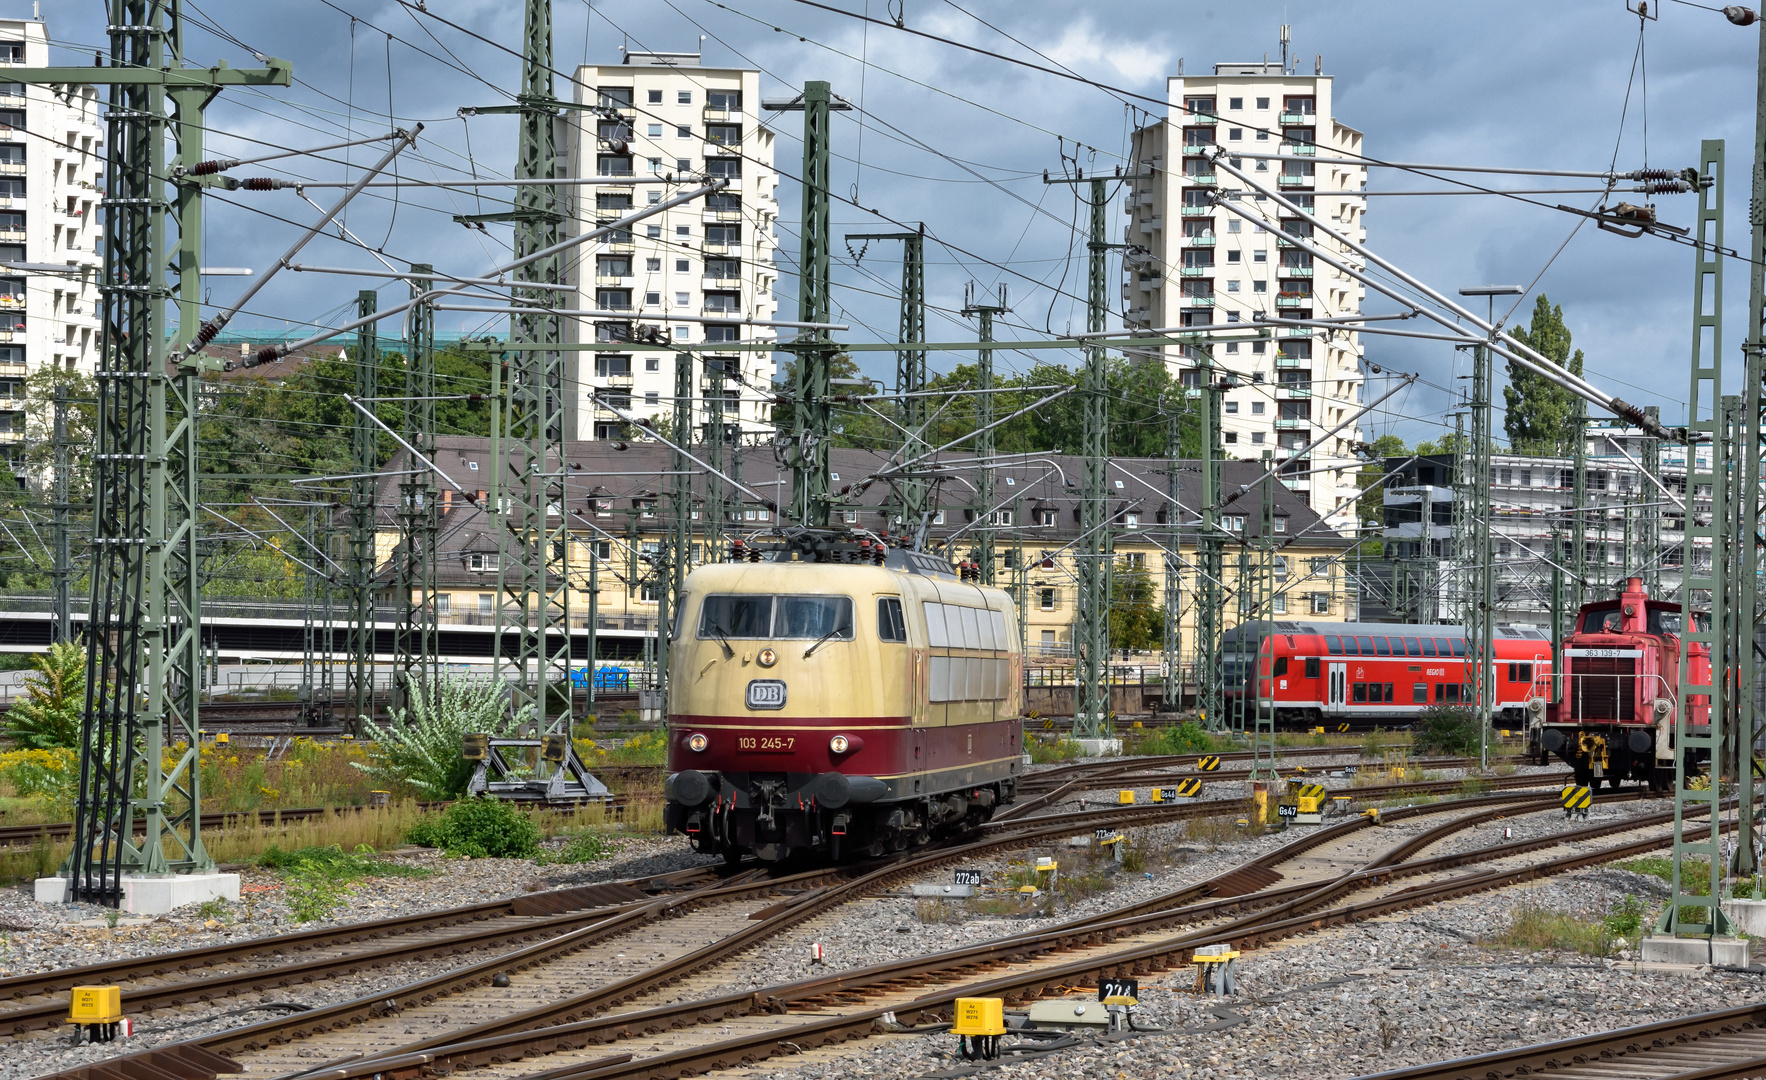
(664, 767), (1017, 862)
(1533, 718), (1681, 792)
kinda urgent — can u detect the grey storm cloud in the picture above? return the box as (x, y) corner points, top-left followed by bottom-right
(47, 0), (1762, 447)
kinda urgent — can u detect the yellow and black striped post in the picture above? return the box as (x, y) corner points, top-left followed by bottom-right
(1197, 755), (1222, 772)
(1561, 784), (1592, 819)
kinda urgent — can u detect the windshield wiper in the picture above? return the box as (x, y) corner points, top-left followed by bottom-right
(803, 624), (850, 659)
(709, 622), (734, 659)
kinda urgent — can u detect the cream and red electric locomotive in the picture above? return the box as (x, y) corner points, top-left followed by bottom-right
(662, 533), (1022, 862)
(1531, 576), (1710, 790)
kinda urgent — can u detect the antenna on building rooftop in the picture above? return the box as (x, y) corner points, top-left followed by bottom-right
(1279, 24), (1290, 72)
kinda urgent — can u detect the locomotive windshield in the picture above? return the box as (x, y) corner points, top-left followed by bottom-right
(1577, 606), (1711, 635)
(698, 594), (855, 640)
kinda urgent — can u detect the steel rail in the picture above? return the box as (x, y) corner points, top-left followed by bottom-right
(366, 792), (1676, 1080)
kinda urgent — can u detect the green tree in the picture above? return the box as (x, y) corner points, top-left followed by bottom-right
(1108, 559), (1163, 652)
(1503, 295), (1585, 456)
(4, 641), (86, 749)
(771, 353), (892, 449)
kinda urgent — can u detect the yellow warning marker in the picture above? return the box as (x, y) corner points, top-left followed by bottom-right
(1197, 755), (1222, 772)
(1337, 723), (1351, 733)
(1295, 783), (1329, 814)
(1118, 789), (1135, 805)
(1174, 777), (1202, 799)
(1562, 784), (1592, 818)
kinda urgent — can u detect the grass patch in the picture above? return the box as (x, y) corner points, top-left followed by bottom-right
(1457, 776), (1493, 797)
(1183, 814), (1244, 848)
(539, 831), (625, 865)
(914, 897), (964, 924)
(257, 842), (434, 923)
(407, 798), (543, 859)
(581, 730), (667, 767)
(1124, 721), (1226, 757)
(1024, 735), (1083, 763)
(1487, 895), (1647, 956)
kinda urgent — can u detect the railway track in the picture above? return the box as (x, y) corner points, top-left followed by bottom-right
(26, 772), (1599, 1080)
(402, 791), (1698, 1080)
(1349, 1003), (1766, 1080)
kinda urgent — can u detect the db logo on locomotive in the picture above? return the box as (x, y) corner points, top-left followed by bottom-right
(746, 679), (788, 710)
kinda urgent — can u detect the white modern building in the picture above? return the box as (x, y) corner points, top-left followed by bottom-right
(0, 16), (102, 457)
(1126, 58), (1368, 531)
(566, 52), (778, 445)
(1376, 423), (1702, 626)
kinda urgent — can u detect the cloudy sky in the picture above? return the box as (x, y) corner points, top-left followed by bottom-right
(41, 0), (1766, 448)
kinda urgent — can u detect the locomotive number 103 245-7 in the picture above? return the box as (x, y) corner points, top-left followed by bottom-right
(738, 736), (796, 752)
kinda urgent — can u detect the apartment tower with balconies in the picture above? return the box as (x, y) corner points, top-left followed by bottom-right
(1126, 59), (1367, 531)
(566, 53), (778, 444)
(0, 16), (102, 458)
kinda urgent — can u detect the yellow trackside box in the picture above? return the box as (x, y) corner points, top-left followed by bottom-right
(952, 997), (1006, 1037)
(1296, 783), (1329, 814)
(1118, 790), (1135, 805)
(68, 986), (121, 1025)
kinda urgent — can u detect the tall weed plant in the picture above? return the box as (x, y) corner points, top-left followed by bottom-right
(355, 676), (529, 798)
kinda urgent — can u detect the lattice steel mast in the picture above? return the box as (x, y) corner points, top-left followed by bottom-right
(18, 4), (290, 902)
(347, 294), (379, 725)
(489, 0), (572, 734)
(393, 266), (439, 710)
(963, 284), (1008, 581)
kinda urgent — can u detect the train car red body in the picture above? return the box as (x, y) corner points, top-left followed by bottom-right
(1224, 620), (1554, 727)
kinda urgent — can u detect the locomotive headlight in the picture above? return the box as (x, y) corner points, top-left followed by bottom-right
(686, 733), (709, 752)
(829, 735), (850, 754)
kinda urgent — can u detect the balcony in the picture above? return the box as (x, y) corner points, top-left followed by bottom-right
(707, 141), (742, 156)
(702, 240), (734, 255)
(594, 274), (630, 286)
(1183, 233), (1215, 246)
(1274, 354), (1307, 368)
(1275, 417), (1302, 429)
(598, 373), (635, 387)
(1180, 206), (1212, 217)
(1279, 112), (1312, 124)
(1125, 306), (1152, 323)
(703, 106), (735, 122)
(1275, 294), (1312, 308)
(1280, 143), (1316, 156)
(1179, 266), (1211, 276)
(0, 162), (21, 176)
(1136, 276), (1163, 292)
(604, 239), (635, 254)
(702, 208), (742, 222)
(0, 229), (19, 243)
(1137, 214), (1162, 234)
(1280, 266), (1313, 277)
(1185, 114), (1218, 126)
(1179, 295), (1215, 306)
(702, 274), (740, 288)
(1278, 383), (1312, 398)
(1277, 175), (1313, 187)
(1184, 173), (1218, 186)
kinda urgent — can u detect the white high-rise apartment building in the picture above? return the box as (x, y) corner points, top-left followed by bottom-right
(0, 16), (102, 454)
(567, 52), (778, 444)
(1126, 59), (1367, 531)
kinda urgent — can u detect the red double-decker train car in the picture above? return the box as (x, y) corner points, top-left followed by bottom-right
(1224, 620), (1555, 728)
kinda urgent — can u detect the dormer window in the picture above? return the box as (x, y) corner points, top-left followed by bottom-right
(468, 553), (499, 572)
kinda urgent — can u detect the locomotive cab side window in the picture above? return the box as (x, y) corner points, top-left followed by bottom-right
(877, 597), (907, 643)
(1273, 657), (1288, 677)
(1304, 657), (1320, 678)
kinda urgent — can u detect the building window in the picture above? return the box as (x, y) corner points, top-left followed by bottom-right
(677, 125), (691, 138)
(1227, 280), (1240, 293)
(468, 461), (479, 471)
(1122, 513), (1139, 527)
(1251, 432), (1265, 445)
(1251, 401), (1265, 415)
(644, 391), (660, 406)
(932, 510), (945, 524)
(1273, 517), (1286, 533)
(1224, 401), (1239, 414)
(708, 89), (742, 111)
(1224, 432), (1238, 444)
(648, 157), (663, 173)
(678, 90), (692, 104)
(1039, 587), (1057, 611)
(1310, 593), (1330, 614)
(647, 89), (663, 103)
(644, 291), (661, 306)
(1272, 594), (1287, 614)
(1228, 127), (1242, 141)
(595, 353), (631, 377)
(676, 158), (691, 173)
(842, 509), (858, 523)
(1229, 97), (1243, 109)
(646, 258), (662, 271)
(479, 594), (493, 615)
(1037, 509), (1056, 527)
(1256, 97), (1270, 109)
(468, 553), (499, 572)
(645, 357), (660, 371)
(1310, 557), (1330, 574)
(647, 123), (663, 137)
